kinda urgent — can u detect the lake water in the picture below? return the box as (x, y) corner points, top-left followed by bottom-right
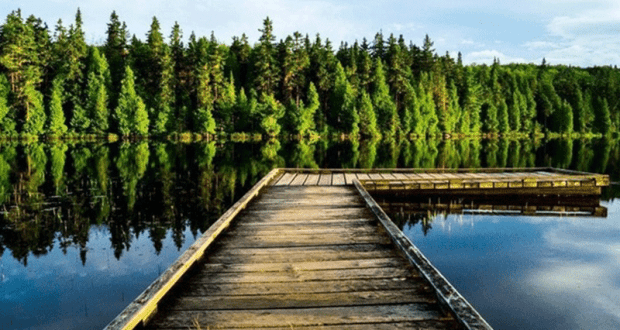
(1, 138), (619, 329)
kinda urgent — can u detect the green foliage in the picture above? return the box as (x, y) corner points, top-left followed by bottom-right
(47, 78), (68, 134)
(0, 74), (14, 133)
(257, 93), (285, 137)
(330, 62), (359, 135)
(358, 90), (380, 138)
(297, 83), (319, 137)
(372, 59), (398, 136)
(1, 11), (620, 137)
(115, 66), (149, 136)
(22, 84), (46, 134)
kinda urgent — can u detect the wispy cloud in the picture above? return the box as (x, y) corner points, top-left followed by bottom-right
(465, 49), (530, 64)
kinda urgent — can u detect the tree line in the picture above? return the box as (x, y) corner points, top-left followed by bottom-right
(1, 8), (619, 139)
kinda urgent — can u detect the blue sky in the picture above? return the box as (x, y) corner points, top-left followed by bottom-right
(2, 0), (620, 67)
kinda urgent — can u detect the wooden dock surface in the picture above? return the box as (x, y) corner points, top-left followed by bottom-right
(144, 185), (462, 329)
(106, 168), (609, 330)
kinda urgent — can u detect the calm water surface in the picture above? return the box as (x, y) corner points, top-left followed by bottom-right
(0, 138), (619, 329)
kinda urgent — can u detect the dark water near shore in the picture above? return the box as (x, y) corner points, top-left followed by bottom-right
(1, 138), (619, 329)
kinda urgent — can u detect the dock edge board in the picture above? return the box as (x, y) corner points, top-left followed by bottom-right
(103, 168), (282, 330)
(354, 179), (494, 330)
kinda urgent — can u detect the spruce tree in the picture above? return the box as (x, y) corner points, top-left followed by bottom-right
(371, 59), (398, 136)
(0, 74), (12, 133)
(358, 90), (380, 138)
(297, 83), (319, 137)
(498, 99), (510, 133)
(22, 84), (46, 134)
(253, 17), (279, 95)
(330, 62), (359, 135)
(47, 78), (68, 135)
(258, 92), (284, 137)
(85, 47), (111, 133)
(115, 66), (149, 136)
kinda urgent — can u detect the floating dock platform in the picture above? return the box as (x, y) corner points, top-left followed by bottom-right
(106, 168), (608, 330)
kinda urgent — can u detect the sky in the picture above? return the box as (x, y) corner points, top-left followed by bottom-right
(2, 0), (620, 67)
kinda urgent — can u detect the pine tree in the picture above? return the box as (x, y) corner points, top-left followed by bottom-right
(104, 11), (128, 107)
(497, 99), (510, 133)
(297, 83), (319, 136)
(0, 10), (43, 130)
(593, 97), (611, 135)
(22, 84), (46, 134)
(115, 66), (149, 136)
(47, 78), (68, 135)
(253, 17), (279, 95)
(257, 92), (285, 137)
(358, 90), (380, 138)
(330, 62), (359, 135)
(371, 59), (398, 136)
(0, 74), (13, 133)
(557, 100), (574, 133)
(85, 48), (111, 133)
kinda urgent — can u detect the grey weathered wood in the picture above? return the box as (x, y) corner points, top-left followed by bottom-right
(344, 173), (357, 185)
(170, 289), (436, 310)
(332, 173), (346, 185)
(148, 303), (447, 329)
(195, 266), (416, 283)
(148, 321), (458, 330)
(274, 172), (296, 186)
(303, 173), (320, 185)
(216, 232), (391, 248)
(202, 257), (406, 273)
(318, 173), (332, 185)
(289, 173), (308, 185)
(206, 248), (398, 264)
(181, 278), (428, 296)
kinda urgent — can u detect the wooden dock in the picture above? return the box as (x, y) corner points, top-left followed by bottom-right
(105, 168), (608, 330)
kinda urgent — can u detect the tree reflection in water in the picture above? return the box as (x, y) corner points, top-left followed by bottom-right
(1, 138), (620, 265)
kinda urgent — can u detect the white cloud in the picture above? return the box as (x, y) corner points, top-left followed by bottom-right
(465, 49), (530, 64)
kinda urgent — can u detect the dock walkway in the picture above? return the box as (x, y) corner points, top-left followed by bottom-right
(106, 168), (608, 330)
(145, 185), (461, 329)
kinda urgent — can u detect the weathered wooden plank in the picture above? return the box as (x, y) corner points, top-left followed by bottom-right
(235, 218), (375, 228)
(274, 172), (296, 186)
(288, 173), (308, 185)
(170, 289), (435, 310)
(216, 233), (391, 248)
(181, 278), (427, 297)
(318, 173), (332, 185)
(344, 173), (358, 185)
(368, 173), (384, 180)
(251, 195), (364, 206)
(148, 303), (447, 329)
(208, 243), (394, 258)
(392, 173), (410, 180)
(303, 173), (320, 185)
(203, 258), (406, 273)
(195, 266), (415, 283)
(263, 185), (355, 195)
(228, 225), (379, 237)
(147, 321), (458, 330)
(380, 173), (398, 180)
(206, 248), (398, 264)
(332, 173), (346, 185)
(239, 207), (371, 221)
(356, 173), (371, 180)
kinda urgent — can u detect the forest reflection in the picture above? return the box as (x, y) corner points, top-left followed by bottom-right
(1, 137), (619, 265)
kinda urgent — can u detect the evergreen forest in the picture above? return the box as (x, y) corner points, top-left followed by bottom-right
(1, 8), (620, 140)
